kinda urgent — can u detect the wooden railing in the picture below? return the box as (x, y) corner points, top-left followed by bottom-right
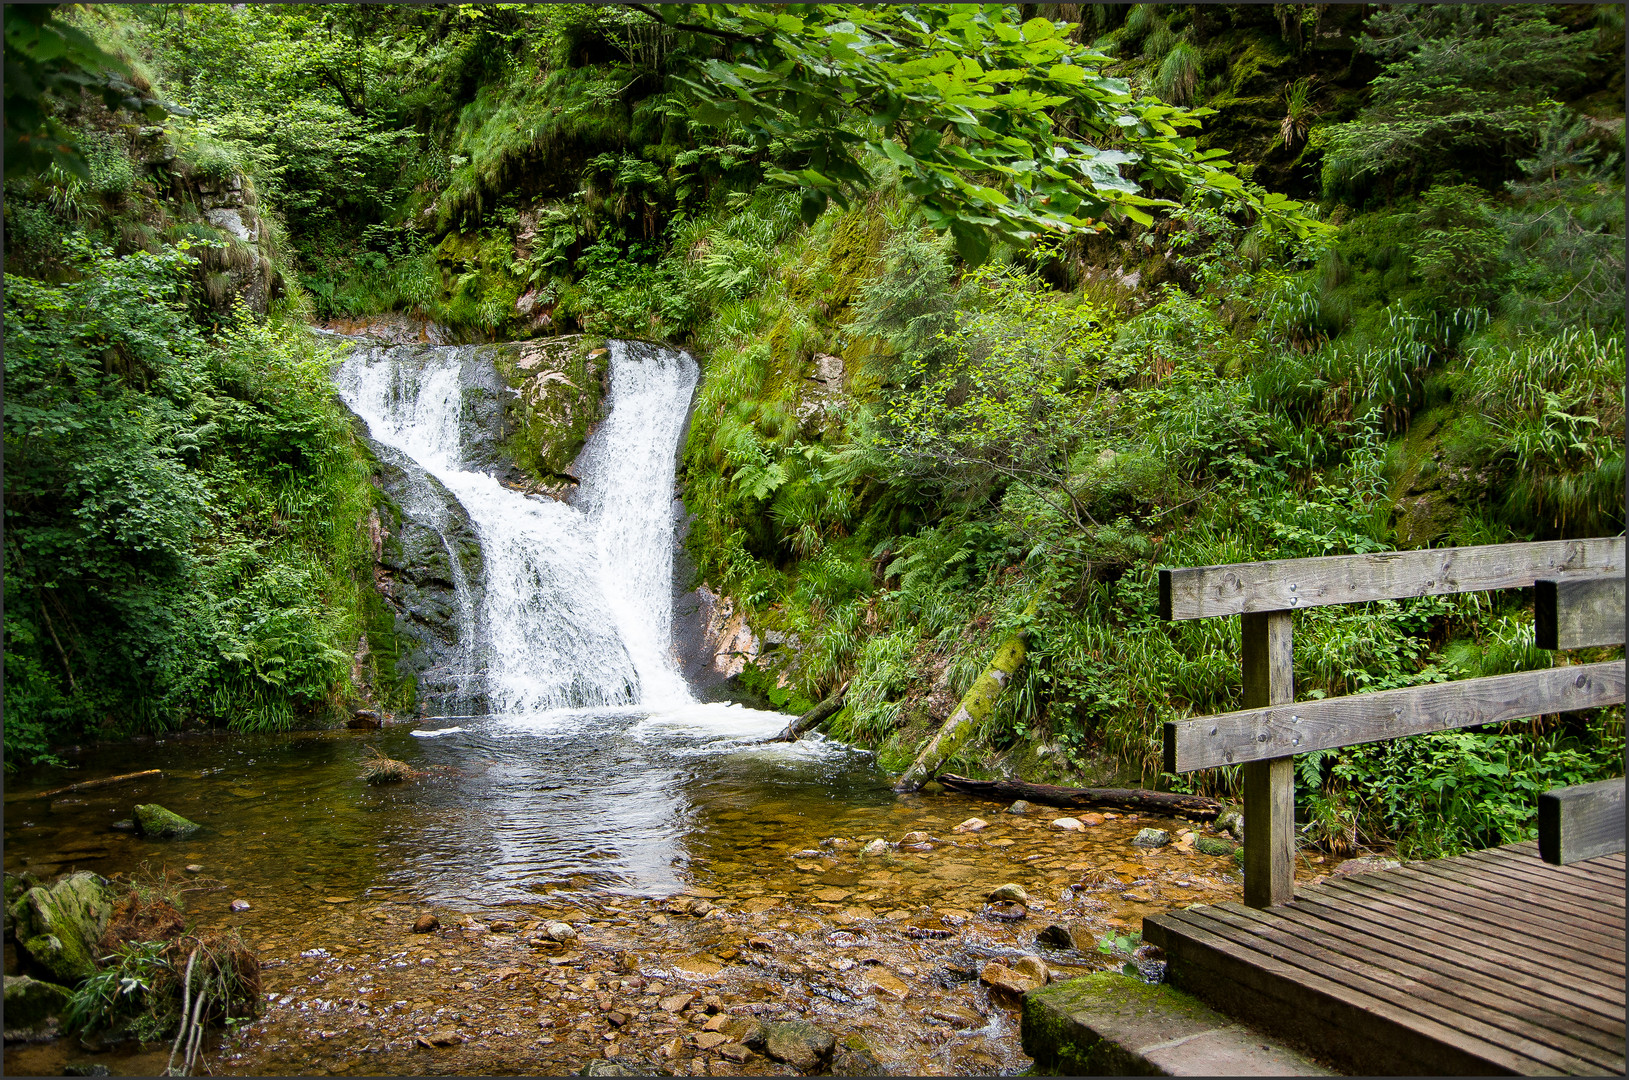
(1158, 537), (1626, 907)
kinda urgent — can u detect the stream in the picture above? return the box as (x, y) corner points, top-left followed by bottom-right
(2, 338), (1324, 1077)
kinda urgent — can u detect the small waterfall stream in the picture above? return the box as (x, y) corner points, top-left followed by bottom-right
(334, 339), (697, 714)
(323, 333), (878, 899)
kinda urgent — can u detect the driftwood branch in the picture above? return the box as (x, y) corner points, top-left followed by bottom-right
(937, 774), (1224, 820)
(765, 681), (849, 743)
(35, 769), (163, 799)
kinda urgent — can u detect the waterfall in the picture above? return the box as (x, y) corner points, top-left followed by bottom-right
(334, 338), (699, 713)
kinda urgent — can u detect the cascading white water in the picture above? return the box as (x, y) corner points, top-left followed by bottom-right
(333, 339), (698, 713)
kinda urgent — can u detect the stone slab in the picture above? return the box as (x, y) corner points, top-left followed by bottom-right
(1022, 972), (1336, 1076)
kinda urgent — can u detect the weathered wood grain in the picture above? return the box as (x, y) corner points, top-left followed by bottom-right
(1146, 909), (1559, 1075)
(1241, 609), (1294, 909)
(1147, 840), (1627, 1076)
(1203, 903), (1623, 1070)
(1536, 575), (1626, 650)
(1540, 776), (1626, 865)
(1165, 661), (1625, 772)
(1159, 537), (1624, 620)
(1283, 893), (1626, 1026)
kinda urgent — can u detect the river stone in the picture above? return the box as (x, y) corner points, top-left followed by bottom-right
(980, 960), (1041, 995)
(1216, 810), (1245, 842)
(761, 1020), (837, 1072)
(951, 818), (988, 833)
(61, 1064), (112, 1077)
(830, 1047), (889, 1075)
(9, 871), (115, 983)
(1195, 836), (1236, 856)
(862, 839), (890, 856)
(546, 921), (577, 942)
(413, 912), (440, 933)
(3, 974), (72, 1032)
(1012, 955), (1050, 985)
(1036, 921), (1092, 951)
(579, 1060), (640, 1076)
(1081, 812), (1105, 826)
(988, 883), (1029, 904)
(899, 831), (931, 845)
(133, 803), (201, 839)
(1131, 828), (1171, 848)
(1051, 817), (1084, 831)
(1006, 800), (1033, 814)
(109, 819), (136, 833)
(719, 1016), (765, 1049)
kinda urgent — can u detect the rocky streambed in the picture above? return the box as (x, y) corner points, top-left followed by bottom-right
(4, 726), (1346, 1076)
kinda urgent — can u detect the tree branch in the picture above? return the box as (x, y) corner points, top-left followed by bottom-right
(625, 4), (766, 46)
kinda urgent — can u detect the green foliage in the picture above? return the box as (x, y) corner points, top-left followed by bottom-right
(3, 4), (171, 178)
(655, 3), (1318, 262)
(4, 239), (377, 765)
(1323, 6), (1595, 197)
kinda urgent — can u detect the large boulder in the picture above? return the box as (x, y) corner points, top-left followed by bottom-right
(3, 974), (72, 1037)
(8, 872), (116, 983)
(133, 804), (201, 839)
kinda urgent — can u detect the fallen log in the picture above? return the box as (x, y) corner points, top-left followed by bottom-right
(895, 599), (1039, 792)
(35, 769), (164, 799)
(765, 681), (849, 743)
(936, 774), (1224, 820)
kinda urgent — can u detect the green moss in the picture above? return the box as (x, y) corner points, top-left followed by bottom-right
(492, 336), (611, 482)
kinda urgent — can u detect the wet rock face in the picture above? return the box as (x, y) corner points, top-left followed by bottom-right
(8, 872), (115, 983)
(364, 437), (486, 715)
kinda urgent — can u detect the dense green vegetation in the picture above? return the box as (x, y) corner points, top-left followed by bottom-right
(5, 3), (1623, 859)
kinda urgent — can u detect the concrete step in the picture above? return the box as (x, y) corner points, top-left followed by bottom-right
(1022, 973), (1338, 1076)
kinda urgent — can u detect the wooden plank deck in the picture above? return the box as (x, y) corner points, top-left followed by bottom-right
(1143, 842), (1626, 1076)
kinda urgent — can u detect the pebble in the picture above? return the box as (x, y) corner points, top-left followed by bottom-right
(413, 913), (440, 934)
(899, 831), (931, 844)
(1051, 818), (1084, 831)
(1081, 812), (1105, 826)
(1131, 828), (1171, 848)
(230, 899), (251, 912)
(988, 883), (1028, 904)
(861, 839), (890, 856)
(951, 818), (988, 833)
(184, 864), (204, 873)
(1005, 800), (1032, 814)
(546, 921), (578, 942)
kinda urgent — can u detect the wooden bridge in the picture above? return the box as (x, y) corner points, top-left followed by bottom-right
(1141, 538), (1626, 1076)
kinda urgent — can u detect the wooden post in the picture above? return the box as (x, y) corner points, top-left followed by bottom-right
(1241, 610), (1294, 908)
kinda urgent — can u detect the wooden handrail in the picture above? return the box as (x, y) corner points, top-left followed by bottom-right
(1160, 537), (1624, 620)
(1164, 662), (1625, 773)
(1535, 574), (1625, 650)
(1538, 776), (1626, 865)
(1155, 535), (1626, 907)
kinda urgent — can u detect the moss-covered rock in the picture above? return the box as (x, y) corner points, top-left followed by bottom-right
(133, 803), (202, 839)
(492, 334), (611, 486)
(3, 974), (73, 1033)
(8, 872), (116, 984)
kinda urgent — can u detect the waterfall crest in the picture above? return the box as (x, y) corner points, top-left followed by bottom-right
(334, 338), (699, 713)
